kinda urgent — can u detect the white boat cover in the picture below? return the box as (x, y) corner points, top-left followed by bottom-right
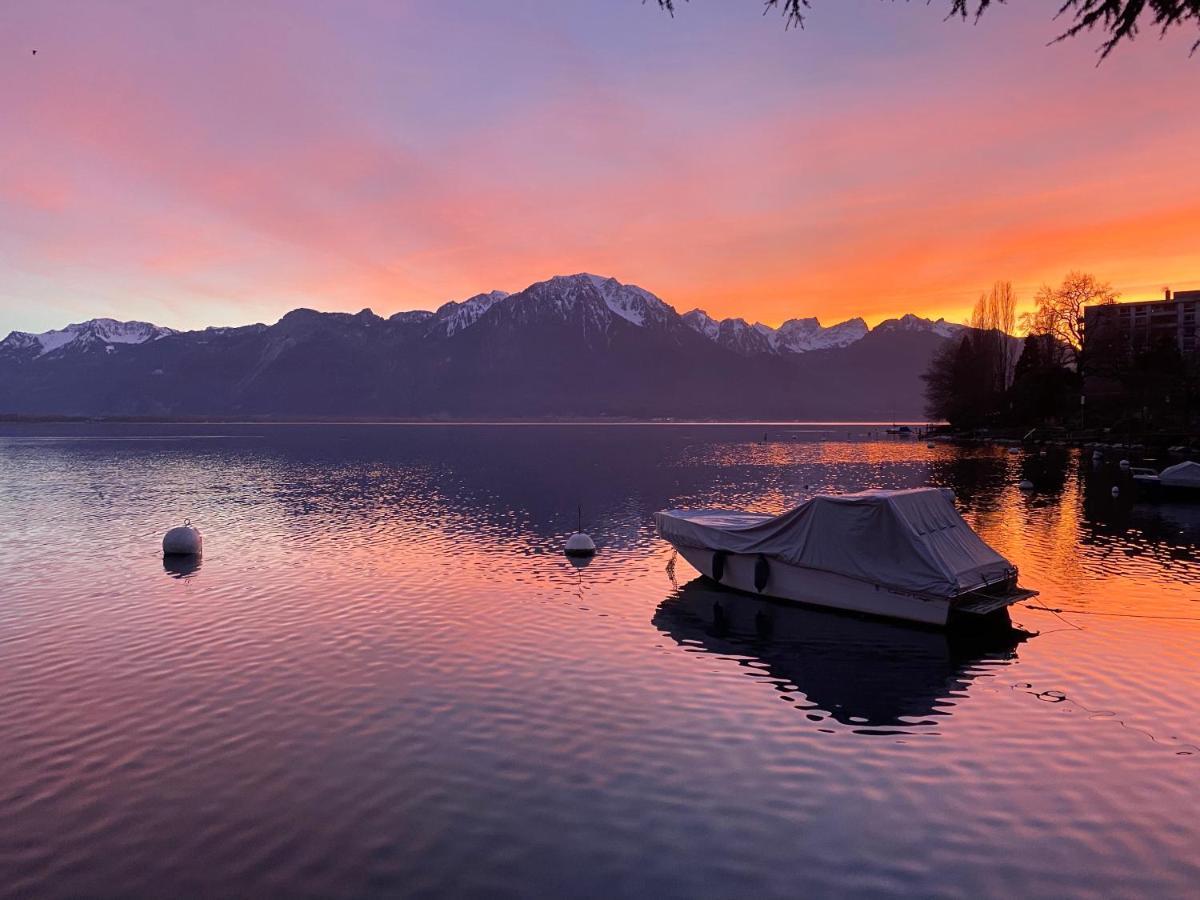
(1158, 461), (1200, 488)
(655, 488), (1013, 598)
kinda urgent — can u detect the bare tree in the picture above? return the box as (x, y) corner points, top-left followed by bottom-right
(970, 280), (1018, 395)
(653, 1), (1200, 58)
(986, 280), (1017, 389)
(1021, 271), (1119, 367)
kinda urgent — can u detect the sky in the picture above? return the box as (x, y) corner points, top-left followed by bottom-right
(2, 0), (1199, 334)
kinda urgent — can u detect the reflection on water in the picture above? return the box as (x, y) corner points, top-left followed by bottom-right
(654, 578), (1027, 733)
(0, 423), (1198, 899)
(162, 554), (202, 579)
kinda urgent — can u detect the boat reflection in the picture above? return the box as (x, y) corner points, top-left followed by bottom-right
(653, 578), (1028, 733)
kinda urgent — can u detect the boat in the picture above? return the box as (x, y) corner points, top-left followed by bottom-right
(885, 424), (913, 435)
(654, 487), (1038, 627)
(1132, 460), (1200, 497)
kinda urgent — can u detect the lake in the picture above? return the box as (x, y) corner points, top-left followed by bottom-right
(0, 423), (1197, 898)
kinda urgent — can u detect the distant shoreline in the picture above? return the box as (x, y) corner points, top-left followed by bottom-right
(0, 414), (934, 427)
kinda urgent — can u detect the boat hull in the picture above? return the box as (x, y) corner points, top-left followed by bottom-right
(674, 546), (952, 626)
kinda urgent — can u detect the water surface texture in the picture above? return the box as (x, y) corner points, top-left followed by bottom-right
(1, 424), (1197, 898)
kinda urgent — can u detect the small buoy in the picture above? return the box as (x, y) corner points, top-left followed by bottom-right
(926, 442), (936, 449)
(163, 521), (202, 556)
(564, 532), (596, 558)
(1018, 480), (1035, 491)
(1111, 486), (1120, 497)
(564, 504), (596, 558)
(1119, 459), (1130, 470)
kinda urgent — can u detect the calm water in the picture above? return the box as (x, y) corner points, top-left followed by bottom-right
(1, 424), (1197, 898)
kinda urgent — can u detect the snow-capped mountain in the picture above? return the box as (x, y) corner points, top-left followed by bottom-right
(683, 309), (869, 355)
(873, 313), (963, 340)
(0, 318), (176, 357)
(428, 290), (509, 337)
(420, 275), (676, 340)
(505, 274), (675, 328)
(773, 316), (868, 352)
(0, 273), (975, 419)
(573, 274), (674, 328)
(681, 309), (721, 341)
(716, 318), (775, 356)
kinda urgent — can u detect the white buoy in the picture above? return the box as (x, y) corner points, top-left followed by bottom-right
(565, 532), (596, 558)
(1119, 459), (1130, 470)
(1111, 486), (1120, 497)
(1019, 480), (1035, 491)
(163, 521), (202, 556)
(564, 505), (596, 558)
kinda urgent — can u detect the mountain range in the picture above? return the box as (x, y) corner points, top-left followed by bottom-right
(0, 273), (967, 419)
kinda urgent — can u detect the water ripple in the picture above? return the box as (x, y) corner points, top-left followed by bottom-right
(0, 423), (1197, 899)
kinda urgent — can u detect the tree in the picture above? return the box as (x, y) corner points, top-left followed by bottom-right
(923, 332), (980, 426)
(971, 280), (1018, 394)
(1009, 333), (1079, 424)
(1021, 271), (1118, 368)
(653, 1), (1200, 58)
(922, 280), (1020, 426)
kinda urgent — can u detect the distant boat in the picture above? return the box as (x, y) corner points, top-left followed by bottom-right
(885, 424), (913, 435)
(655, 488), (1037, 627)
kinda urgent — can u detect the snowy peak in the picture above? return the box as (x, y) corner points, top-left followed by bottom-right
(432, 290), (510, 337)
(460, 273), (678, 337)
(0, 318), (175, 357)
(716, 317), (774, 356)
(535, 274), (675, 328)
(872, 313), (963, 340)
(683, 309), (767, 354)
(775, 316), (868, 352)
(578, 273), (674, 327)
(682, 309), (720, 341)
(684, 308), (869, 354)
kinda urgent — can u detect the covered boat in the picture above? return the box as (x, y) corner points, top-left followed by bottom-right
(1160, 461), (1200, 490)
(1132, 460), (1200, 496)
(654, 487), (1037, 626)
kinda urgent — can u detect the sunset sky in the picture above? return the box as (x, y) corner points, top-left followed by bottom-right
(2, 1), (1198, 335)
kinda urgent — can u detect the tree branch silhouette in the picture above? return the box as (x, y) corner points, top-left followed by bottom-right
(652, 1), (1200, 59)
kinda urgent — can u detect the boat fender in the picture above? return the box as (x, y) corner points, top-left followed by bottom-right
(711, 550), (727, 583)
(754, 554), (770, 592)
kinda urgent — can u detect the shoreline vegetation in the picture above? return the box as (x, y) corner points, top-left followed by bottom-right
(923, 273), (1200, 458)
